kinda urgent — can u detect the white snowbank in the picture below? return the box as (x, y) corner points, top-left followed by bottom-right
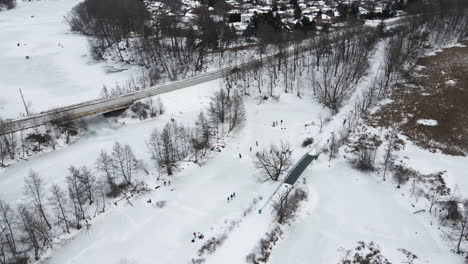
(417, 119), (438, 126)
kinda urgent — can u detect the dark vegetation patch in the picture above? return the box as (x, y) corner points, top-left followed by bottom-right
(246, 227), (283, 264)
(370, 41), (468, 156)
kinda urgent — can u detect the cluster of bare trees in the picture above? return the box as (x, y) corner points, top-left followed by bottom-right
(311, 27), (377, 112)
(129, 97), (165, 120)
(147, 121), (195, 176)
(0, 142), (140, 262)
(372, 12), (468, 100)
(207, 88), (246, 134)
(0, 117), (85, 167)
(66, 0), (150, 61)
(147, 87), (246, 176)
(321, 7), (468, 166)
(0, 0), (15, 10)
(397, 167), (468, 255)
(133, 9), (238, 81)
(67, 0), (242, 82)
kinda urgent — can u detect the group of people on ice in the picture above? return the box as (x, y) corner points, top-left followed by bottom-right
(191, 232), (204, 242)
(227, 192), (236, 203)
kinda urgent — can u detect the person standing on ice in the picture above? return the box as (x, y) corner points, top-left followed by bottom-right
(239, 153), (242, 158)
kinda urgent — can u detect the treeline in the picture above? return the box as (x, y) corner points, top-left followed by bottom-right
(0, 116), (86, 168)
(67, 0), (241, 82)
(66, 0), (150, 62)
(0, 141), (142, 263)
(311, 27), (377, 112)
(0, 87), (247, 262)
(322, 10), (468, 164)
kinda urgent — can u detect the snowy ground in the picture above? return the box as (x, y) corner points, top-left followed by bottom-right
(0, 0), (142, 119)
(2, 1), (468, 263)
(269, 158), (462, 264)
(1, 77), (465, 263)
(3, 84), (329, 264)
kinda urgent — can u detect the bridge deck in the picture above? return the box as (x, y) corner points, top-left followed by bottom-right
(284, 153), (318, 185)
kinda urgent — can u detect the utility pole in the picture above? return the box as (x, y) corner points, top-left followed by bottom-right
(19, 88), (29, 116)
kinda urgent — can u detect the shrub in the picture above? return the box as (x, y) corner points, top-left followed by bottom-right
(155, 200), (167, 208)
(272, 187), (308, 224)
(198, 233), (227, 256)
(130, 101), (149, 120)
(302, 137), (314, 147)
(391, 164), (415, 187)
(353, 147), (376, 172)
(246, 227), (283, 264)
(441, 199), (461, 221)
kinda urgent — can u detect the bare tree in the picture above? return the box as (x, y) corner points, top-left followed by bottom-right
(17, 204), (51, 261)
(228, 90), (246, 132)
(48, 185), (71, 234)
(328, 132), (339, 161)
(428, 183), (448, 214)
(314, 28), (376, 112)
(454, 200), (468, 254)
(0, 138), (5, 167)
(208, 88), (230, 125)
(112, 142), (138, 185)
(2, 132), (17, 160)
(78, 166), (96, 205)
(96, 150), (117, 196)
(67, 166), (87, 229)
(50, 112), (77, 144)
(255, 142), (293, 181)
(147, 126), (175, 176)
(382, 129), (397, 182)
(24, 171), (51, 229)
(272, 187), (308, 224)
(0, 200), (18, 260)
(191, 111), (211, 162)
(309, 34), (331, 70)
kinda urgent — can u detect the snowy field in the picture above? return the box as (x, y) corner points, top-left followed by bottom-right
(0, 0), (141, 119)
(1, 1), (468, 263)
(1, 76), (466, 263)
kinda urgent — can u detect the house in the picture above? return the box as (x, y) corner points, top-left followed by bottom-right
(241, 13), (254, 24)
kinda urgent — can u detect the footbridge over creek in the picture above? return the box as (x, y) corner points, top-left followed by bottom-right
(258, 152), (320, 214)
